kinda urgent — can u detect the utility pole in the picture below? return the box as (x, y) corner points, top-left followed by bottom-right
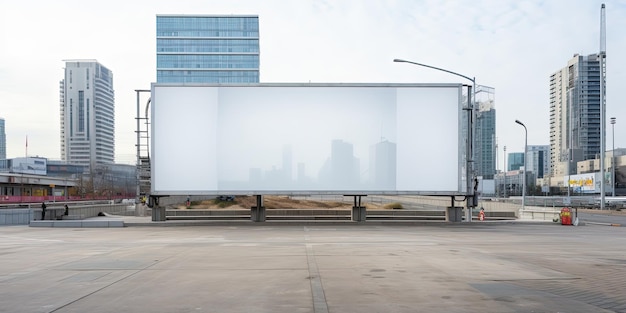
(504, 146), (508, 198)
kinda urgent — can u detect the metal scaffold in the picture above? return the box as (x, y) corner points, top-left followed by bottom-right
(135, 90), (151, 202)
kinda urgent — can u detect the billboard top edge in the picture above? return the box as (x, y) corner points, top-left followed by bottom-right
(150, 82), (465, 88)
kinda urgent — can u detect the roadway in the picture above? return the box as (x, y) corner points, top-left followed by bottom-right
(577, 209), (626, 226)
(1, 222), (625, 312)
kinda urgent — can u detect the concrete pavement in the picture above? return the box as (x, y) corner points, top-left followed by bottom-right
(1, 223), (625, 313)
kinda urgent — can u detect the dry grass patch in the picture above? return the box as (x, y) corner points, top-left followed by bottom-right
(176, 196), (390, 210)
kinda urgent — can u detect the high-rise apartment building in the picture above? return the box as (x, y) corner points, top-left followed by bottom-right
(59, 60), (115, 168)
(156, 15), (260, 83)
(549, 53), (604, 177)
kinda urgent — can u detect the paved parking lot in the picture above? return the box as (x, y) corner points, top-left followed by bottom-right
(1, 223), (625, 313)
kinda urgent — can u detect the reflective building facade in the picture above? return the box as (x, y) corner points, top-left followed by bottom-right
(527, 145), (550, 179)
(156, 15), (260, 83)
(508, 152), (525, 171)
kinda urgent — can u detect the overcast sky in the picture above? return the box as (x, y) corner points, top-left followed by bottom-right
(1, 0), (625, 171)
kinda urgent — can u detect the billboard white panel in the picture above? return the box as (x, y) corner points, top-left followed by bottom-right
(151, 87), (218, 193)
(151, 84), (464, 195)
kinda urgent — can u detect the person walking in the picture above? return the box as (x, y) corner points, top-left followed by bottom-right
(41, 202), (47, 220)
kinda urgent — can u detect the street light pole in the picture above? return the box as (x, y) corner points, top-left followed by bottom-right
(515, 120), (527, 210)
(394, 58), (476, 222)
(611, 117), (616, 197)
(504, 146), (508, 199)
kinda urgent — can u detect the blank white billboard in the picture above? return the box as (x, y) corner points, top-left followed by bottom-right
(151, 83), (465, 195)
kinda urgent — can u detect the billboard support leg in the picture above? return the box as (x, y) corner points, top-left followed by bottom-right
(150, 196), (166, 222)
(351, 195), (366, 222)
(446, 197), (463, 222)
(251, 195), (265, 222)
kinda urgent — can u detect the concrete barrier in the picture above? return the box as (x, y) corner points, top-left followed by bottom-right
(29, 220), (124, 228)
(63, 204), (133, 218)
(0, 209), (33, 225)
(34, 203), (132, 221)
(519, 208), (561, 221)
(0, 203), (133, 226)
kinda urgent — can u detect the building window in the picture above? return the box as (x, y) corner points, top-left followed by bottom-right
(70, 99), (73, 136)
(78, 91), (85, 132)
(86, 99), (90, 139)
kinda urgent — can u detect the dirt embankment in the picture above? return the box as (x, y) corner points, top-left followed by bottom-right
(175, 196), (394, 210)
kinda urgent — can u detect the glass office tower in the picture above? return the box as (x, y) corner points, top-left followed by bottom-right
(508, 152), (525, 171)
(474, 86), (496, 179)
(156, 15), (260, 83)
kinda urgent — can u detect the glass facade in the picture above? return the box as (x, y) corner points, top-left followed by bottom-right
(157, 39), (259, 53)
(475, 86), (496, 179)
(157, 70), (260, 84)
(508, 152), (525, 171)
(527, 145), (550, 179)
(476, 108), (496, 179)
(156, 15), (260, 83)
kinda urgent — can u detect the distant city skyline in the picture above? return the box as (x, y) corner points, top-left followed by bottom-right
(220, 138), (397, 191)
(1, 0), (624, 171)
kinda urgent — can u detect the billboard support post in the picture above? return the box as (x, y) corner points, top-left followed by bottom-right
(350, 195), (367, 222)
(150, 195), (166, 222)
(251, 195), (265, 222)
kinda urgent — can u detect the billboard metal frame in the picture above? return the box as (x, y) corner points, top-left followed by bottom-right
(149, 83), (470, 197)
